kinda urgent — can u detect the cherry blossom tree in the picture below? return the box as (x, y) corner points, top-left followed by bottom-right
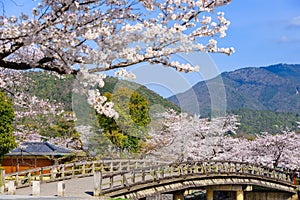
(142, 109), (240, 161)
(0, 0), (233, 118)
(0, 68), (66, 142)
(241, 132), (300, 169)
(144, 110), (300, 169)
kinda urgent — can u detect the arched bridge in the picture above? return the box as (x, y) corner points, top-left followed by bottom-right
(4, 160), (298, 199)
(95, 160), (298, 199)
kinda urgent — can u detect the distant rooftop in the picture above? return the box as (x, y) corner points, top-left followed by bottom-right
(6, 142), (72, 156)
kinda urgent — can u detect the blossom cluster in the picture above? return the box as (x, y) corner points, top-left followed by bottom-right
(0, 0), (232, 75)
(87, 89), (118, 118)
(145, 110), (300, 169)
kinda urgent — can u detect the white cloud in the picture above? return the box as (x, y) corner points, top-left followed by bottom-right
(290, 16), (300, 27)
(276, 35), (300, 44)
(278, 35), (289, 43)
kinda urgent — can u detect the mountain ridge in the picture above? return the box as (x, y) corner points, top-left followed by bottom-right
(168, 63), (300, 116)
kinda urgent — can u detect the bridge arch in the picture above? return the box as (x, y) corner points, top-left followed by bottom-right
(96, 161), (297, 199)
(107, 174), (297, 199)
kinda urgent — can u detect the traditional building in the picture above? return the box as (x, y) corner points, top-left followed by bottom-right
(2, 142), (73, 173)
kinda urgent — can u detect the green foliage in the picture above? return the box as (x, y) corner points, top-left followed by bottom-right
(25, 73), (179, 126)
(169, 64), (300, 116)
(0, 91), (17, 162)
(229, 109), (300, 135)
(98, 87), (150, 153)
(39, 112), (79, 139)
(26, 72), (74, 111)
(99, 77), (180, 113)
(27, 73), (180, 115)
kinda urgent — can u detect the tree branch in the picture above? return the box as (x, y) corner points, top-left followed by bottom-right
(0, 42), (24, 59)
(0, 57), (78, 75)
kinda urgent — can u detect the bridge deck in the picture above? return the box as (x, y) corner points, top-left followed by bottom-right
(3, 160), (298, 199)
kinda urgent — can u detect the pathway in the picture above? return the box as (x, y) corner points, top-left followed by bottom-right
(5, 176), (96, 199)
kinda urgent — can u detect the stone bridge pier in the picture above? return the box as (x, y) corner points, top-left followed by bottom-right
(205, 185), (250, 200)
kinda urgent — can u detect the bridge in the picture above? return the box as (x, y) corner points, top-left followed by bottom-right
(2, 159), (299, 200)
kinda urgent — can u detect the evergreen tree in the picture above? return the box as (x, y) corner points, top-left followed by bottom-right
(98, 87), (150, 153)
(0, 91), (16, 162)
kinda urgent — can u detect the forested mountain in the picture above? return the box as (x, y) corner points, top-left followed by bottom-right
(26, 72), (180, 113)
(25, 64), (300, 136)
(169, 63), (300, 114)
(229, 109), (300, 136)
(168, 63), (300, 134)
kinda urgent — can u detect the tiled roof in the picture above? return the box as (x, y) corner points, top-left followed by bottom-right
(6, 142), (72, 156)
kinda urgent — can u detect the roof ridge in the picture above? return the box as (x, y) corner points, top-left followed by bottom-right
(45, 142), (57, 151)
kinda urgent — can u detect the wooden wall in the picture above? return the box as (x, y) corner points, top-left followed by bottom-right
(2, 156), (54, 173)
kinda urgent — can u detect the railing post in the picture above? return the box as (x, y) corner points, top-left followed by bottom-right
(7, 181), (16, 195)
(119, 161), (122, 171)
(57, 181), (65, 197)
(271, 169), (275, 178)
(110, 161), (113, 172)
(193, 163), (198, 173)
(51, 166), (56, 180)
(207, 162), (212, 173)
(160, 167), (165, 178)
(184, 164), (188, 174)
(122, 173), (127, 187)
(154, 169), (158, 181)
(15, 173), (19, 187)
(241, 164), (246, 173)
(132, 171), (135, 183)
(32, 181), (40, 196)
(93, 170), (102, 197)
(110, 176), (113, 189)
(142, 169), (146, 182)
(61, 166), (65, 179)
(72, 163), (75, 177)
(220, 162), (225, 173)
(27, 172), (32, 184)
(0, 168), (5, 194)
(39, 168), (43, 181)
(82, 163), (86, 175)
(92, 162), (95, 173)
(234, 163), (238, 173)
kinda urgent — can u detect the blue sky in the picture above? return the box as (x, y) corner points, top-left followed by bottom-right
(2, 0), (300, 97)
(3, 0), (300, 71)
(212, 0), (300, 72)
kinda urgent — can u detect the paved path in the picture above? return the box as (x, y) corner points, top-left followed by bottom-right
(3, 176), (98, 199)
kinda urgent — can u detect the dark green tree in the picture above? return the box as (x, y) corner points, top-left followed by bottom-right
(0, 91), (17, 162)
(98, 87), (150, 153)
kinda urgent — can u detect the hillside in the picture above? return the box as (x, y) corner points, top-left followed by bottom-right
(168, 63), (300, 134)
(26, 72), (180, 114)
(168, 63), (300, 115)
(229, 109), (300, 136)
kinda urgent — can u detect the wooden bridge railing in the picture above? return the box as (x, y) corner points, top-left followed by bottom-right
(95, 160), (295, 195)
(4, 159), (169, 188)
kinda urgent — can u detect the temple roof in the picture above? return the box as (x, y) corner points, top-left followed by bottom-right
(6, 142), (72, 156)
